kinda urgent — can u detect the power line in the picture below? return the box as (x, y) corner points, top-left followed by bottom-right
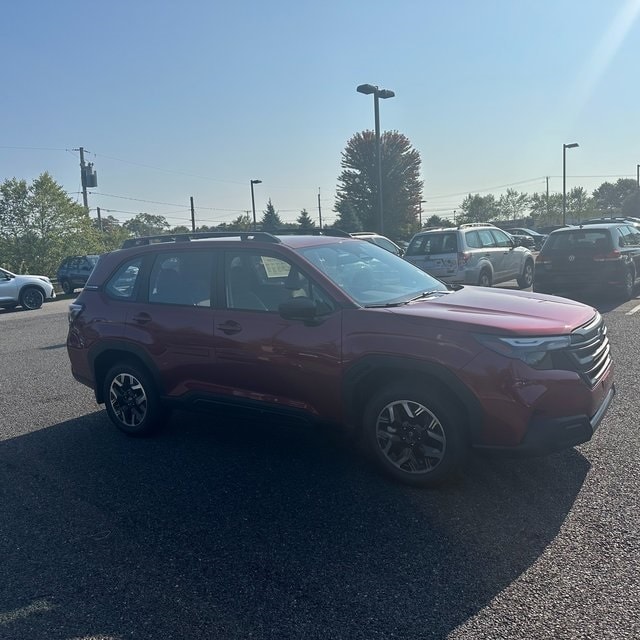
(90, 191), (246, 212)
(428, 177), (546, 200)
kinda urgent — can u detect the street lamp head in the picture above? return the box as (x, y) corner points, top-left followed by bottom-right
(251, 179), (262, 185)
(378, 89), (395, 99)
(356, 84), (377, 95)
(564, 142), (579, 149)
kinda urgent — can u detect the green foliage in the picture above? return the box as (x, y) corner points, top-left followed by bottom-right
(335, 130), (423, 240)
(592, 179), (638, 216)
(423, 214), (454, 229)
(297, 208), (315, 232)
(0, 173), (103, 275)
(497, 189), (530, 221)
(260, 199), (282, 232)
(333, 202), (363, 232)
(458, 194), (498, 224)
(123, 213), (170, 237)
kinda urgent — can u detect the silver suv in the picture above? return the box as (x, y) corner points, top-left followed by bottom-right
(404, 223), (534, 288)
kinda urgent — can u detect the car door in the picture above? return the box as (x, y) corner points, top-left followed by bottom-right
(123, 248), (217, 397)
(0, 268), (19, 305)
(620, 225), (640, 279)
(490, 229), (521, 282)
(211, 249), (343, 423)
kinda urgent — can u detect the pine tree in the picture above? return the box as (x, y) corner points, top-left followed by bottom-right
(297, 208), (315, 232)
(260, 199), (283, 232)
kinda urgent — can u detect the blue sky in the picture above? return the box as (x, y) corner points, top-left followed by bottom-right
(2, 0), (639, 229)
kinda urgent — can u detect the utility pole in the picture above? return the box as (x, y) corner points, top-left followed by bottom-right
(546, 176), (550, 221)
(190, 196), (196, 231)
(96, 206), (103, 232)
(317, 188), (323, 228)
(78, 147), (89, 212)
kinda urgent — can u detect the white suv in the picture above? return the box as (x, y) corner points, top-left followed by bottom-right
(0, 267), (56, 310)
(404, 223), (534, 288)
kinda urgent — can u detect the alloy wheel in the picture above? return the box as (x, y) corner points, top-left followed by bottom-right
(109, 372), (148, 428)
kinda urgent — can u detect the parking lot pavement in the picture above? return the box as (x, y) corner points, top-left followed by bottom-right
(0, 292), (639, 639)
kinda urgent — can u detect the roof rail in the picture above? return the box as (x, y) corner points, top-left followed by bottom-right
(458, 222), (495, 229)
(121, 231), (281, 249)
(270, 228), (352, 238)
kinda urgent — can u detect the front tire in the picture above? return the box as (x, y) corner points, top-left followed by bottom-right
(103, 363), (166, 436)
(362, 384), (466, 487)
(517, 260), (534, 289)
(19, 287), (45, 310)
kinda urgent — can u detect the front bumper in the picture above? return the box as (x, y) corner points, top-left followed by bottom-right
(474, 383), (615, 455)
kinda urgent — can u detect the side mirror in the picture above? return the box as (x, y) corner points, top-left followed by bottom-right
(279, 297), (318, 321)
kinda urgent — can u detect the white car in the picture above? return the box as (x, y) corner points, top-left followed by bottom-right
(0, 267), (56, 310)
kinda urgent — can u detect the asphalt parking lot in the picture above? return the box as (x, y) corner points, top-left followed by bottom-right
(1, 292), (639, 640)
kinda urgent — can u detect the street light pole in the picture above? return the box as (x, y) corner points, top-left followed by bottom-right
(357, 84), (395, 235)
(636, 164), (639, 189)
(562, 142), (579, 226)
(250, 179), (262, 231)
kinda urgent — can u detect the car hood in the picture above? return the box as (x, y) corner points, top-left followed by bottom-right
(14, 274), (51, 285)
(386, 287), (596, 335)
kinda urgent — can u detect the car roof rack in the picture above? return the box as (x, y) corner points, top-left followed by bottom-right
(121, 231), (281, 248)
(458, 222), (495, 229)
(271, 228), (352, 238)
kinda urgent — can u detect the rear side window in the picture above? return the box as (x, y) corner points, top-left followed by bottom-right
(105, 258), (143, 300)
(478, 229), (497, 248)
(406, 233), (457, 255)
(149, 251), (213, 307)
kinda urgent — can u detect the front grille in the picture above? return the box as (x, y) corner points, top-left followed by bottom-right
(566, 313), (611, 386)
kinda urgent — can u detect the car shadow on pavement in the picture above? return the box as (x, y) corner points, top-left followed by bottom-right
(0, 410), (590, 640)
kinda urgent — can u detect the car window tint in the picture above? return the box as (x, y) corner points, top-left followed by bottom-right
(491, 229), (512, 248)
(374, 237), (400, 254)
(105, 258), (143, 300)
(478, 229), (496, 248)
(225, 251), (335, 313)
(465, 231), (481, 248)
(148, 251), (212, 306)
(545, 230), (611, 251)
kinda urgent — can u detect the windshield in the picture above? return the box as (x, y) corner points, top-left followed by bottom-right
(544, 229), (612, 251)
(87, 255), (100, 266)
(298, 241), (446, 306)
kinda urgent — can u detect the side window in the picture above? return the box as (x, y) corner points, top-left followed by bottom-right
(374, 237), (400, 255)
(148, 251), (212, 306)
(225, 251), (335, 313)
(478, 229), (497, 248)
(465, 231), (481, 248)
(105, 258), (143, 300)
(491, 229), (513, 248)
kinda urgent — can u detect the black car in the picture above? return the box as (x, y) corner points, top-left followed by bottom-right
(533, 223), (640, 300)
(505, 227), (548, 250)
(56, 255), (100, 294)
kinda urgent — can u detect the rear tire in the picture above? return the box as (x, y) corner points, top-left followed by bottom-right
(61, 279), (73, 295)
(362, 384), (467, 487)
(19, 287), (45, 310)
(620, 269), (635, 301)
(103, 363), (167, 436)
(478, 269), (492, 287)
(517, 260), (534, 289)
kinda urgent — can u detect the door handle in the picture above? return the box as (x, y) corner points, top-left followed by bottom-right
(217, 320), (242, 335)
(131, 312), (152, 324)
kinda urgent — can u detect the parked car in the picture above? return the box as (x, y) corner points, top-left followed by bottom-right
(504, 227), (548, 250)
(533, 222), (640, 300)
(506, 231), (536, 250)
(56, 255), (100, 295)
(67, 231), (615, 487)
(0, 267), (56, 310)
(350, 232), (404, 256)
(404, 223), (535, 288)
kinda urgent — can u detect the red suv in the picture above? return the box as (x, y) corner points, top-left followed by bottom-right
(66, 231), (615, 487)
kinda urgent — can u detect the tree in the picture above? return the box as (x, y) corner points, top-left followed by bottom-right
(0, 173), (102, 275)
(567, 187), (595, 223)
(122, 213), (170, 237)
(529, 192), (563, 227)
(333, 203), (363, 232)
(94, 215), (130, 252)
(497, 189), (529, 222)
(424, 214), (454, 229)
(458, 194), (498, 224)
(297, 208), (315, 232)
(335, 130), (423, 240)
(260, 199), (282, 232)
(592, 179), (637, 216)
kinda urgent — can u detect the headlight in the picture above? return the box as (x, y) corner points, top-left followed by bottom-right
(475, 334), (571, 367)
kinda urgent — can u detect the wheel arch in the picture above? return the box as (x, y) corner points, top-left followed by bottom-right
(342, 355), (483, 442)
(90, 341), (164, 404)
